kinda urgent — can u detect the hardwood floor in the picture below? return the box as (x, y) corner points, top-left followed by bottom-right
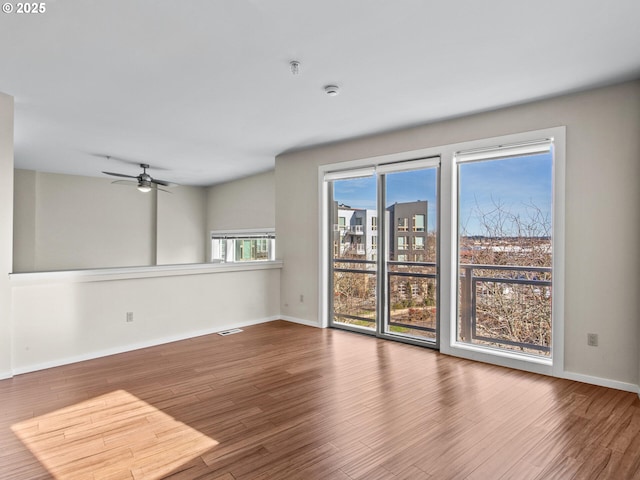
(1, 320), (639, 479)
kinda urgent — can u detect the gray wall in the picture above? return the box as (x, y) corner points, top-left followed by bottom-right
(276, 80), (640, 386)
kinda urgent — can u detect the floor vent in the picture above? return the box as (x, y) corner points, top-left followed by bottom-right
(217, 328), (243, 336)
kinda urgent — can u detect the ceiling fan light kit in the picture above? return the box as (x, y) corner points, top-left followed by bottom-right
(137, 182), (152, 193)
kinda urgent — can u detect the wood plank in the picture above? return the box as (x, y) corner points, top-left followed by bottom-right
(0, 320), (639, 479)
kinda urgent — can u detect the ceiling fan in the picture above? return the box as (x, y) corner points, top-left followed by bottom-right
(102, 162), (177, 193)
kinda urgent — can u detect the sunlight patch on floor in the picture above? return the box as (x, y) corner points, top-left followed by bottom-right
(11, 389), (218, 479)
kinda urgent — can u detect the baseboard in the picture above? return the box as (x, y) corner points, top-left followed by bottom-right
(11, 315), (281, 376)
(0, 370), (13, 380)
(562, 370), (639, 394)
(280, 315), (322, 328)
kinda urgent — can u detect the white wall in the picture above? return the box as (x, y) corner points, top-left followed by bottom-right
(207, 170), (275, 230)
(276, 80), (640, 387)
(13, 169), (36, 272)
(13, 171), (208, 271)
(8, 167), (278, 375)
(206, 170), (275, 259)
(0, 93), (14, 378)
(13, 171), (155, 271)
(156, 185), (207, 264)
(11, 266), (281, 373)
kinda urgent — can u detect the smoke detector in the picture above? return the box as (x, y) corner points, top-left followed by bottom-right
(324, 85), (340, 96)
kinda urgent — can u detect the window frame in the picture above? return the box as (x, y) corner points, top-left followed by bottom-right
(454, 139), (554, 358)
(318, 126), (565, 379)
(210, 228), (276, 263)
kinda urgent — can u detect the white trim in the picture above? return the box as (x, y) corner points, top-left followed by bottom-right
(454, 138), (552, 163)
(11, 315), (281, 376)
(321, 146), (447, 173)
(210, 227), (275, 236)
(561, 371), (639, 394)
(9, 260), (283, 285)
(444, 127), (565, 375)
(280, 315), (323, 328)
(376, 156), (440, 173)
(318, 176), (330, 328)
(0, 370), (13, 380)
(550, 130), (566, 377)
(323, 167), (375, 181)
(449, 341), (553, 376)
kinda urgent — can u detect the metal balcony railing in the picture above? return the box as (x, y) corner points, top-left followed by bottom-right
(332, 259), (552, 353)
(387, 260), (437, 334)
(459, 264), (552, 354)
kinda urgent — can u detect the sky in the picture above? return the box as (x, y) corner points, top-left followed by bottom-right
(333, 152), (552, 236)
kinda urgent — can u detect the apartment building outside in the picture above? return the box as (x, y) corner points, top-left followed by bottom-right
(386, 201), (428, 262)
(333, 200), (428, 262)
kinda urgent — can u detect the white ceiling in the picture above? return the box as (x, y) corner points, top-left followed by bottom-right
(1, 0), (639, 186)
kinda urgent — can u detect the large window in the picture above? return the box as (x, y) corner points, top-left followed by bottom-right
(413, 214), (425, 232)
(211, 230), (275, 263)
(321, 127), (564, 373)
(455, 140), (554, 358)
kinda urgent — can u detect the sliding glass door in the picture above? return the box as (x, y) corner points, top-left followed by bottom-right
(329, 172), (378, 332)
(383, 164), (438, 342)
(328, 159), (440, 347)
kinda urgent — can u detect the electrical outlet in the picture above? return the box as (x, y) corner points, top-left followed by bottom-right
(300, 294), (304, 303)
(126, 312), (134, 323)
(587, 333), (598, 347)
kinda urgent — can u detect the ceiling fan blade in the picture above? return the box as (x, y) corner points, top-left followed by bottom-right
(103, 171), (138, 179)
(111, 180), (137, 186)
(151, 178), (177, 187)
